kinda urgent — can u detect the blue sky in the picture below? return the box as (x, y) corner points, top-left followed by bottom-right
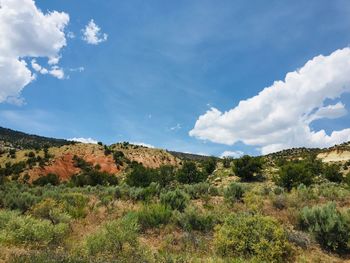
(1, 0), (350, 156)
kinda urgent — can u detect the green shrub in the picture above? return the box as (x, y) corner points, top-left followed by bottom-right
(160, 189), (189, 212)
(1, 191), (39, 212)
(61, 193), (89, 218)
(175, 206), (216, 232)
(298, 202), (350, 253)
(183, 182), (211, 199)
(214, 213), (293, 262)
(233, 155), (263, 182)
(9, 250), (86, 263)
(224, 183), (244, 203)
(202, 157), (217, 175)
(86, 214), (139, 255)
(33, 173), (60, 186)
(128, 183), (160, 202)
(137, 204), (172, 230)
(275, 161), (315, 191)
(125, 162), (157, 187)
(155, 165), (176, 187)
(0, 210), (68, 246)
(177, 161), (206, 184)
(30, 198), (71, 224)
(323, 164), (342, 183)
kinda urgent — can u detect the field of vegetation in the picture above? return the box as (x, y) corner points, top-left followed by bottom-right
(1, 130), (350, 262)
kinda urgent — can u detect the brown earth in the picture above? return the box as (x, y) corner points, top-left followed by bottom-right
(24, 143), (180, 182)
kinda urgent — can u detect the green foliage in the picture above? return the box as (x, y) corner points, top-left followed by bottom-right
(183, 182), (211, 199)
(299, 202), (350, 253)
(30, 198), (71, 224)
(214, 213), (293, 262)
(233, 155), (263, 182)
(126, 162), (157, 187)
(202, 157), (217, 175)
(323, 164), (342, 183)
(60, 193), (89, 218)
(70, 170), (118, 186)
(86, 214), (139, 255)
(177, 161), (206, 184)
(33, 173), (60, 186)
(71, 156), (118, 186)
(222, 157), (233, 168)
(9, 250), (86, 263)
(156, 165), (176, 187)
(128, 183), (160, 202)
(136, 204), (172, 230)
(160, 189), (190, 212)
(0, 210), (68, 247)
(0, 190), (39, 212)
(275, 160), (316, 191)
(175, 206), (216, 232)
(224, 182), (244, 203)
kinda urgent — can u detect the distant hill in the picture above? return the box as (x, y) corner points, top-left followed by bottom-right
(0, 127), (72, 150)
(168, 151), (216, 161)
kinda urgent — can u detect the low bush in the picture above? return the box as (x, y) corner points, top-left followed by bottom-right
(183, 182), (210, 199)
(224, 182), (244, 203)
(86, 214), (142, 258)
(60, 193), (89, 218)
(299, 202), (350, 253)
(137, 204), (172, 230)
(175, 206), (216, 232)
(0, 191), (39, 212)
(160, 189), (189, 212)
(214, 213), (293, 262)
(30, 198), (71, 224)
(0, 210), (68, 247)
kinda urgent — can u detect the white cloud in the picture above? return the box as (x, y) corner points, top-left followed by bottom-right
(221, 150), (244, 158)
(31, 59), (48, 74)
(68, 137), (98, 144)
(82, 19), (108, 45)
(129, 142), (155, 148)
(170, 123), (182, 131)
(49, 66), (64, 79)
(0, 0), (69, 103)
(190, 48), (350, 154)
(69, 67), (85, 72)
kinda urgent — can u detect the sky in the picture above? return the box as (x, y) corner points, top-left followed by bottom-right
(1, 0), (350, 157)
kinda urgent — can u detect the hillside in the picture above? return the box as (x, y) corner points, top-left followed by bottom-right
(1, 127), (350, 262)
(0, 126), (72, 150)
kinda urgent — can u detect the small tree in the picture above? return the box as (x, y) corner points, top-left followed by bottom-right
(233, 155), (263, 181)
(323, 164), (342, 183)
(177, 161), (206, 184)
(276, 161), (315, 191)
(202, 157), (217, 175)
(126, 163), (156, 187)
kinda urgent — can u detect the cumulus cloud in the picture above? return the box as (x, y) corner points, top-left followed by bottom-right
(82, 19), (108, 45)
(68, 137), (98, 144)
(0, 0), (69, 103)
(221, 150), (244, 158)
(129, 142), (155, 148)
(190, 48), (350, 154)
